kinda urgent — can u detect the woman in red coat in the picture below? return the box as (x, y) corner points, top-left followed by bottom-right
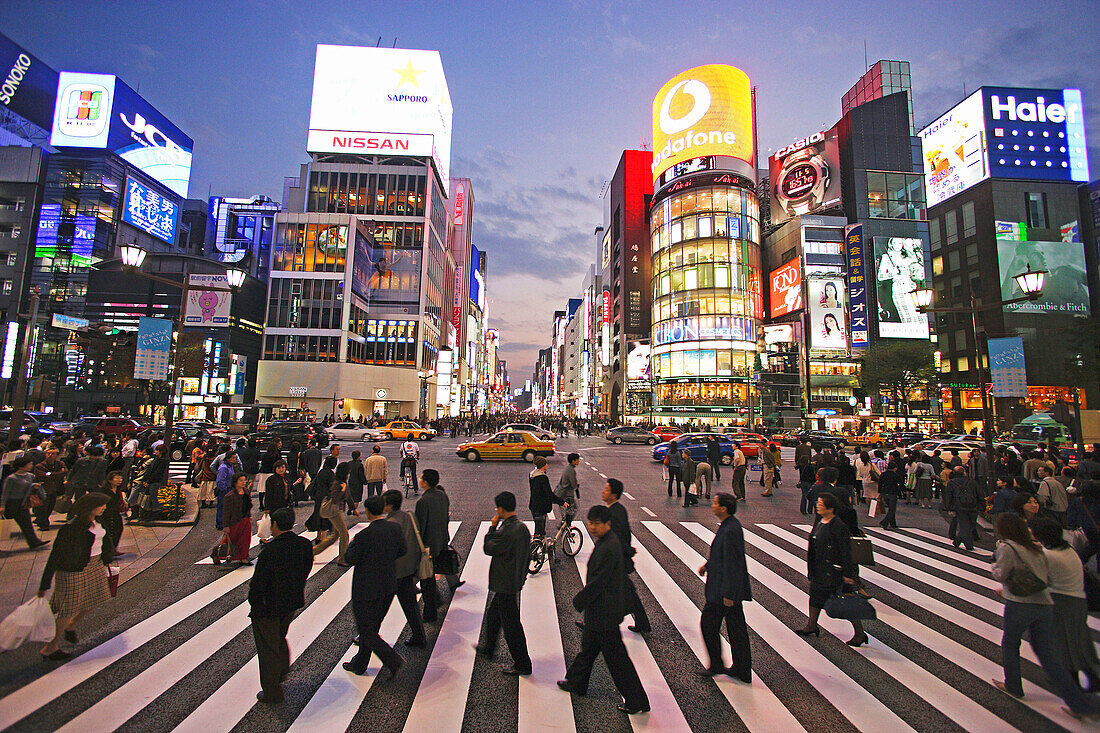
(221, 473), (253, 567)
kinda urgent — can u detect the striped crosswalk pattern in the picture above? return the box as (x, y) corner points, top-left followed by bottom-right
(1, 518), (1095, 732)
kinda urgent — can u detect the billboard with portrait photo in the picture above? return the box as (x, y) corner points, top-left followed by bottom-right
(807, 278), (847, 350)
(768, 259), (802, 318)
(873, 237), (929, 339)
(626, 341), (651, 389)
(997, 240), (1090, 316)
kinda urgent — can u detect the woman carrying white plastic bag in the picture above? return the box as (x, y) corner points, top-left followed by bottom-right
(0, 596), (55, 650)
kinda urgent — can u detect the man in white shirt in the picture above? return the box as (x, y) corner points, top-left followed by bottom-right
(121, 432), (140, 486)
(400, 440), (419, 494)
(730, 444), (747, 502)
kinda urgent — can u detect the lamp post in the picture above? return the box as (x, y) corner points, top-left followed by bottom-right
(910, 265), (1046, 493)
(118, 244), (244, 478)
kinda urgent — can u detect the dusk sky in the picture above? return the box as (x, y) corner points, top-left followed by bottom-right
(4, 1), (1098, 381)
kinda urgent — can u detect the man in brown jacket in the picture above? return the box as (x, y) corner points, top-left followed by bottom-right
(363, 445), (387, 498)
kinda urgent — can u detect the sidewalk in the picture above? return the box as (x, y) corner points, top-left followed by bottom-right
(0, 480), (200, 620)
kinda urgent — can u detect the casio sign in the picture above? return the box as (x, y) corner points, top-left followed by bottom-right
(989, 94), (1079, 125)
(120, 112), (188, 164)
(772, 131), (825, 161)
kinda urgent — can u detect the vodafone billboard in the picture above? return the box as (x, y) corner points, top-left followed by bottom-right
(308, 45), (453, 191)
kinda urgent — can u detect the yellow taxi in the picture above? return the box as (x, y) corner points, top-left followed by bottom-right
(380, 421), (437, 441)
(847, 431), (892, 448)
(456, 430), (555, 462)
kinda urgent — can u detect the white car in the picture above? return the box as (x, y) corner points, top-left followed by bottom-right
(325, 422), (377, 441)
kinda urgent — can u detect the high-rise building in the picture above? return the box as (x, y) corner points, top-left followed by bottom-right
(842, 60), (915, 134)
(648, 65), (763, 426)
(256, 45), (456, 420)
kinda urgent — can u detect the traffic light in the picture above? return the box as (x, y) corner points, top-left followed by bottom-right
(337, 399), (345, 409)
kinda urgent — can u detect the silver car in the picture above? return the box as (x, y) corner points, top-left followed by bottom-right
(606, 426), (660, 445)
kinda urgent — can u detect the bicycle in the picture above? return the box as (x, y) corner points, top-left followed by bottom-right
(528, 504), (582, 574)
(400, 459), (417, 497)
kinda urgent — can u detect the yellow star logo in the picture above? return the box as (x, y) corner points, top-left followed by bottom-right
(393, 59), (425, 88)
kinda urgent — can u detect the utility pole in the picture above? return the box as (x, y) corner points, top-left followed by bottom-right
(7, 288), (39, 444)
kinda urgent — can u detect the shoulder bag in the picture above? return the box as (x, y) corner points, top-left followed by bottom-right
(434, 544), (460, 576)
(850, 536), (875, 566)
(409, 516), (434, 579)
(1004, 544), (1049, 597)
(824, 591), (876, 620)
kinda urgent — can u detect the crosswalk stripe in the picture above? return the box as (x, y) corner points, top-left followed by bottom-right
(571, 521), (692, 732)
(643, 522), (916, 733)
(802, 525), (1001, 592)
(630, 525), (806, 733)
(54, 524), (366, 733)
(402, 522), (493, 733)
(748, 523), (1091, 732)
(759, 525), (1043, 667)
(902, 526), (994, 557)
(520, 522), (576, 733)
(0, 563), (255, 731)
(861, 526), (994, 572)
(680, 522), (1018, 733)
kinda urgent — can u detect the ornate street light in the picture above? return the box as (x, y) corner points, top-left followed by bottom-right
(226, 268), (247, 289)
(119, 243), (148, 268)
(1013, 264), (1047, 297)
(908, 286), (934, 312)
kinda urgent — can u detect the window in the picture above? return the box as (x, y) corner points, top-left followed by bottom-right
(929, 217), (941, 251)
(866, 171), (924, 219)
(945, 210), (958, 244)
(961, 202), (976, 238)
(867, 172), (886, 217)
(947, 250), (960, 271)
(1025, 192), (1048, 229)
(932, 256), (943, 276)
(957, 356), (969, 372)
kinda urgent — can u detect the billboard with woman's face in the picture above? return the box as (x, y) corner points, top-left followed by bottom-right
(874, 237), (929, 339)
(807, 278), (847, 350)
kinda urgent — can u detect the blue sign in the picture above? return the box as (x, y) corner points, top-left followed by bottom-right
(134, 317), (172, 381)
(0, 31), (58, 131)
(122, 177), (178, 244)
(987, 336), (1027, 398)
(469, 245), (484, 311)
(983, 87), (1089, 184)
(844, 224), (869, 348)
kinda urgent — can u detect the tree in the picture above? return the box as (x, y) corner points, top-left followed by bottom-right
(858, 341), (937, 429)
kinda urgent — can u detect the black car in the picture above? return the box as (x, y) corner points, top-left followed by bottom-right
(605, 426), (660, 445)
(793, 431), (848, 451)
(253, 421), (328, 449)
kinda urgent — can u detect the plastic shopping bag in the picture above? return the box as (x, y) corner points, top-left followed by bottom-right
(257, 513), (272, 541)
(0, 596), (56, 650)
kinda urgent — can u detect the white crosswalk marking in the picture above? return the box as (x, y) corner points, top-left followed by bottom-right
(679, 523), (1018, 733)
(902, 526), (994, 557)
(402, 522), (492, 733)
(643, 522), (916, 733)
(861, 526), (995, 571)
(754, 524), (1089, 732)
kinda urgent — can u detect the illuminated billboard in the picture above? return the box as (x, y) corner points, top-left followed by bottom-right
(997, 240), (1089, 316)
(308, 45), (452, 191)
(768, 258), (803, 318)
(627, 341), (651, 389)
(873, 237), (929, 339)
(807, 278), (847, 350)
(50, 72), (194, 197)
(769, 127), (841, 224)
(920, 87), (1090, 207)
(469, 245), (484, 311)
(122, 177), (178, 244)
(0, 31), (58, 131)
(651, 65), (753, 184)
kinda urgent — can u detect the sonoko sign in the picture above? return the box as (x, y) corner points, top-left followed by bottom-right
(651, 65), (754, 184)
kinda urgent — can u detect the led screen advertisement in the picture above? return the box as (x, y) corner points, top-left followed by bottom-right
(626, 341), (652, 389)
(650, 64), (753, 183)
(308, 45), (452, 191)
(350, 221), (418, 308)
(769, 127), (841, 224)
(768, 258), (802, 318)
(807, 278), (847, 350)
(920, 91), (987, 208)
(469, 245), (484, 311)
(50, 72), (194, 197)
(873, 237), (930, 339)
(997, 240), (1090, 316)
(122, 177), (178, 244)
(0, 31), (58, 131)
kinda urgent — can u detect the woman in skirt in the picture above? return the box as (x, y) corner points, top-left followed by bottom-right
(37, 492), (114, 660)
(221, 473), (253, 567)
(196, 449), (217, 508)
(99, 471), (127, 550)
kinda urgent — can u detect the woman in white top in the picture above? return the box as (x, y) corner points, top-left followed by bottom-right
(1031, 516), (1100, 692)
(855, 451), (877, 501)
(991, 513), (1098, 719)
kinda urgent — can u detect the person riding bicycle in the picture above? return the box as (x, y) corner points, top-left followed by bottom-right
(400, 439), (419, 494)
(553, 452), (582, 524)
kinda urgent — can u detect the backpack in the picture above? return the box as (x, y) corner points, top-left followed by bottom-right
(955, 479), (979, 511)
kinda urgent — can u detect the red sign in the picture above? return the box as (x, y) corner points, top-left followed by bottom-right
(453, 182), (465, 225)
(601, 290), (610, 326)
(768, 259), (803, 318)
(451, 265), (463, 330)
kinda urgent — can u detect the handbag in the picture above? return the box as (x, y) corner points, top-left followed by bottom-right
(107, 565), (120, 597)
(22, 491), (43, 510)
(867, 498), (881, 517)
(434, 544), (460, 576)
(55, 493), (73, 515)
(257, 513), (272, 541)
(850, 537), (875, 565)
(210, 536), (235, 565)
(687, 482), (699, 497)
(824, 592), (877, 620)
(1004, 544), (1048, 596)
(409, 516), (434, 580)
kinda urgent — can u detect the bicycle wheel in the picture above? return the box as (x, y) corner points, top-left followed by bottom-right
(528, 540), (546, 575)
(561, 526), (584, 557)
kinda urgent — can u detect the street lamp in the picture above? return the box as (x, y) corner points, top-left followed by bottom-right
(119, 243), (148, 268)
(909, 267), (1046, 493)
(226, 268), (247, 289)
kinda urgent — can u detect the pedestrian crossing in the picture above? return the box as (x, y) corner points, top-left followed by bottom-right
(1, 517), (1096, 732)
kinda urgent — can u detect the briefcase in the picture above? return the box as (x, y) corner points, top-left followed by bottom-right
(434, 544), (460, 576)
(850, 537), (875, 566)
(824, 592), (876, 621)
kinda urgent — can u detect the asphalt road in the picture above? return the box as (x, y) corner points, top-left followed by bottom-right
(0, 434), (1082, 733)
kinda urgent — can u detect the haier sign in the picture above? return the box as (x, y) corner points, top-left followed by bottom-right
(50, 72), (194, 197)
(984, 87), (1089, 183)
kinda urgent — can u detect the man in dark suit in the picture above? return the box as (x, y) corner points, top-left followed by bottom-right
(558, 505), (650, 715)
(382, 489), (427, 647)
(415, 469), (463, 621)
(603, 478), (650, 634)
(300, 439), (322, 479)
(248, 508), (313, 704)
(476, 491), (532, 675)
(697, 493), (752, 682)
(343, 494), (406, 677)
(346, 450), (366, 513)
